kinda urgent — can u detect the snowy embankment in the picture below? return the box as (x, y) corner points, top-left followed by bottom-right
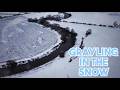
(7, 12), (120, 78)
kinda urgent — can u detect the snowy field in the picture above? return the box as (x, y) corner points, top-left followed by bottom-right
(3, 12), (120, 78)
(0, 12), (21, 16)
(0, 14), (58, 62)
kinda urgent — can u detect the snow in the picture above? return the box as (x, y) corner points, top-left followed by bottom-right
(3, 12), (120, 78)
(0, 12), (21, 17)
(0, 15), (59, 62)
(65, 12), (120, 25)
(23, 12), (59, 19)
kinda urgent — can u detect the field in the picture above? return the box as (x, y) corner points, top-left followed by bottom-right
(1, 12), (120, 78)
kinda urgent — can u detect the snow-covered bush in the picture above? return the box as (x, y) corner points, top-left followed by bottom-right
(85, 29), (92, 37)
(6, 60), (17, 69)
(28, 18), (38, 22)
(113, 21), (120, 28)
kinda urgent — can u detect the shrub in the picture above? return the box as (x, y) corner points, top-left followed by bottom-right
(85, 29), (92, 37)
(28, 18), (38, 22)
(59, 51), (65, 57)
(113, 21), (119, 28)
(6, 60), (17, 68)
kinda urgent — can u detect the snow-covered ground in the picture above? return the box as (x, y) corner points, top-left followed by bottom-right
(0, 12), (21, 17)
(3, 12), (120, 78)
(24, 12), (60, 19)
(0, 14), (59, 62)
(65, 12), (120, 25)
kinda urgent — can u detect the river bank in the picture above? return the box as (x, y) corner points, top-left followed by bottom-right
(0, 12), (77, 77)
